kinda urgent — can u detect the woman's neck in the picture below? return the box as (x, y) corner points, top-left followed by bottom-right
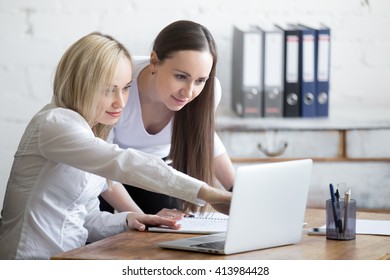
(137, 66), (173, 135)
(138, 66), (157, 102)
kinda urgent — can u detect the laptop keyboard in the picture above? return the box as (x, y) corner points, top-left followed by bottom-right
(191, 241), (225, 250)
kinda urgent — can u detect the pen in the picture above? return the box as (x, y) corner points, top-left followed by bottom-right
(329, 184), (343, 234)
(335, 189), (340, 201)
(308, 227), (326, 235)
(343, 189), (351, 235)
(335, 188), (341, 221)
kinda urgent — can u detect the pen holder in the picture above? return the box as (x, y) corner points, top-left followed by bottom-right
(326, 199), (356, 240)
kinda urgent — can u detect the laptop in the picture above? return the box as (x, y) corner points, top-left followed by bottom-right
(158, 159), (313, 255)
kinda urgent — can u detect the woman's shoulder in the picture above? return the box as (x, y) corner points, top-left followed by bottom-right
(36, 104), (90, 133)
(45, 106), (86, 124)
(213, 77), (222, 109)
(132, 56), (150, 70)
(132, 55), (149, 63)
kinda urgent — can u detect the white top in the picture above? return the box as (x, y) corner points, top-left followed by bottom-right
(112, 56), (226, 158)
(0, 100), (205, 259)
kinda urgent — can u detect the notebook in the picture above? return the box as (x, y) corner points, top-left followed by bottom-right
(148, 212), (229, 234)
(158, 159), (313, 255)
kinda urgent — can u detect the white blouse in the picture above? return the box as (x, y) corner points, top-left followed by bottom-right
(0, 100), (205, 259)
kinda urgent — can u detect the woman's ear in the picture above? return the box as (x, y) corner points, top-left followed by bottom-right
(149, 51), (159, 75)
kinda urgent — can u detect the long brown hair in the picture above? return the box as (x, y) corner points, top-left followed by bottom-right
(153, 20), (218, 213)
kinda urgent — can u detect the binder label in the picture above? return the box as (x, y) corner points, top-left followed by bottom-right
(243, 33), (262, 87)
(286, 35), (299, 83)
(302, 34), (315, 82)
(318, 34), (330, 82)
(264, 33), (284, 87)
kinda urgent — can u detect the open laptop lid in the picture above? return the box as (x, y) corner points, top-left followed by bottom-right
(224, 159), (313, 254)
(159, 159), (313, 255)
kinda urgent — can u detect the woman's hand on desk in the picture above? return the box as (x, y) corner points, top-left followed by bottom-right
(125, 212), (181, 231)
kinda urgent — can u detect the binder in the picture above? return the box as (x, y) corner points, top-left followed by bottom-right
(231, 25), (263, 117)
(295, 24), (317, 117)
(276, 24), (301, 117)
(258, 25), (284, 118)
(314, 24), (331, 117)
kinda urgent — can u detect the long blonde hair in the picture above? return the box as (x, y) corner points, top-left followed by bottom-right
(53, 32), (132, 139)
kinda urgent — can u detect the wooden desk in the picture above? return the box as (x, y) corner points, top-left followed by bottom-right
(51, 208), (390, 260)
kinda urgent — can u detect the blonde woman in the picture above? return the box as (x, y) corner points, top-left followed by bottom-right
(0, 32), (231, 260)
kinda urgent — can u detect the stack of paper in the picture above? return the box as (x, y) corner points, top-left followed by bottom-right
(308, 219), (390, 236)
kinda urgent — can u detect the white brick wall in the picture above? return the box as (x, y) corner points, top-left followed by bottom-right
(1, 0), (390, 211)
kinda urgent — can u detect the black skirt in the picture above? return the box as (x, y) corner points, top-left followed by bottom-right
(98, 184), (182, 214)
